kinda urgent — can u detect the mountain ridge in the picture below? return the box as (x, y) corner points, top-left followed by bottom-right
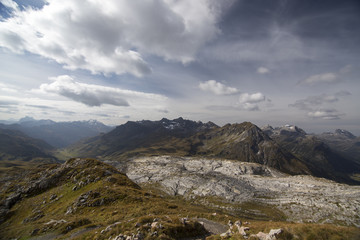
(0, 117), (113, 148)
(62, 118), (322, 179)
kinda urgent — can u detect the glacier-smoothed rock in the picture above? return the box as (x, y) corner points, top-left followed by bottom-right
(109, 156), (360, 227)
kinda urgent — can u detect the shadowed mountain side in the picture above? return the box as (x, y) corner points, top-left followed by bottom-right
(318, 129), (360, 165)
(0, 128), (57, 164)
(263, 125), (360, 184)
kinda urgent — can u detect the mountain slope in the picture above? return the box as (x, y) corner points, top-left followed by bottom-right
(263, 125), (360, 184)
(318, 129), (360, 165)
(63, 117), (218, 158)
(189, 122), (310, 175)
(64, 119), (310, 176)
(0, 128), (57, 164)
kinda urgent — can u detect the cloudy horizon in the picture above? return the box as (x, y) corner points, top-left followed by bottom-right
(0, 0), (359, 135)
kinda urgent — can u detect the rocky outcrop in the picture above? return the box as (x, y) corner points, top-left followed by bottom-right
(110, 156), (360, 226)
(251, 228), (283, 240)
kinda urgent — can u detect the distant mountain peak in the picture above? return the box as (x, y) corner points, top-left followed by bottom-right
(161, 119), (182, 130)
(80, 119), (106, 126)
(334, 129), (356, 139)
(261, 124), (306, 137)
(19, 116), (35, 122)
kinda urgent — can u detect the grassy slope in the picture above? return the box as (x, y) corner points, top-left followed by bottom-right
(0, 159), (359, 240)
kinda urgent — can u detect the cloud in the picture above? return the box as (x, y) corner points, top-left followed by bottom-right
(239, 92), (265, 103)
(340, 64), (352, 74)
(289, 91), (351, 111)
(59, 110), (76, 116)
(36, 75), (167, 107)
(335, 90), (351, 97)
(307, 109), (343, 120)
(257, 67), (270, 74)
(0, 99), (18, 106)
(299, 72), (339, 85)
(0, 83), (18, 93)
(199, 80), (239, 95)
(157, 109), (169, 113)
(0, 0), (18, 10)
(25, 104), (55, 109)
(0, 0), (226, 77)
(238, 92), (266, 111)
(289, 91), (350, 120)
(0, 98), (18, 113)
(299, 64), (353, 86)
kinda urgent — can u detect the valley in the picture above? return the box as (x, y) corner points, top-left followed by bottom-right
(1, 117), (360, 239)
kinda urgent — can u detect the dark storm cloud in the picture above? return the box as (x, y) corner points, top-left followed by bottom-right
(203, 0), (360, 65)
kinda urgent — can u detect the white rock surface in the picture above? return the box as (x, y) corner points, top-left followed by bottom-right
(109, 156), (360, 226)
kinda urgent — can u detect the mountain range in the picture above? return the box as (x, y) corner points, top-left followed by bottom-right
(0, 116), (113, 148)
(0, 117), (359, 184)
(60, 117), (360, 184)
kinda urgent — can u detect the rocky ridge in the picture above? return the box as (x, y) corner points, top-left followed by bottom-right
(110, 156), (360, 227)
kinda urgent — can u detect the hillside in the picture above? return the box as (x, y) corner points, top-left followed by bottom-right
(0, 128), (57, 166)
(0, 158), (209, 239)
(1, 158), (359, 240)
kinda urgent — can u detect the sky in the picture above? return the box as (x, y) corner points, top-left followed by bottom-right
(0, 0), (359, 135)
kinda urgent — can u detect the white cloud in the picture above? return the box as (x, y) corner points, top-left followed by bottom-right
(307, 109), (343, 120)
(0, 0), (18, 10)
(239, 92), (265, 103)
(300, 72), (339, 85)
(238, 92), (266, 111)
(0, 83), (18, 93)
(257, 67), (270, 74)
(199, 80), (239, 95)
(242, 102), (259, 111)
(36, 75), (167, 107)
(0, 0), (226, 77)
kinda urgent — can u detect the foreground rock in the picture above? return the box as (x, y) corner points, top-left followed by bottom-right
(251, 228), (282, 240)
(110, 156), (360, 227)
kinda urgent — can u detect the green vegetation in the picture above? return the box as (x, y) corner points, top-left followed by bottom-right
(1, 158), (359, 240)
